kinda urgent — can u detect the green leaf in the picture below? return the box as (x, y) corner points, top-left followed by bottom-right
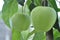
(53, 29), (60, 40)
(34, 0), (42, 6)
(21, 29), (30, 40)
(26, 0), (32, 7)
(3, 0), (12, 4)
(48, 0), (58, 12)
(12, 29), (23, 40)
(33, 32), (46, 40)
(28, 30), (35, 37)
(56, 37), (60, 40)
(58, 8), (60, 12)
(2, 0), (18, 28)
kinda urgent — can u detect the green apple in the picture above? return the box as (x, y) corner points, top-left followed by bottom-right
(11, 13), (30, 32)
(31, 6), (57, 32)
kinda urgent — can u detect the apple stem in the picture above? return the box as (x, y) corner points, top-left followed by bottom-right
(42, 0), (48, 6)
(22, 6), (24, 14)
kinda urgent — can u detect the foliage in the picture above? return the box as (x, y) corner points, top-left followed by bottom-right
(2, 0), (18, 28)
(0, 0), (60, 40)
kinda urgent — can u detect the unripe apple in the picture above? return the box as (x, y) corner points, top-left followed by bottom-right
(11, 13), (30, 32)
(31, 6), (57, 32)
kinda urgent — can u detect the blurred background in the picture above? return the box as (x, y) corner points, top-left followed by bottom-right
(0, 0), (60, 40)
(0, 0), (11, 40)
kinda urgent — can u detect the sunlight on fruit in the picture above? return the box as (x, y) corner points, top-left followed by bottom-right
(31, 6), (57, 32)
(11, 13), (30, 32)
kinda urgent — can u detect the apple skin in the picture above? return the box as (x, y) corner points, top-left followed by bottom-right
(31, 6), (57, 32)
(11, 13), (30, 32)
